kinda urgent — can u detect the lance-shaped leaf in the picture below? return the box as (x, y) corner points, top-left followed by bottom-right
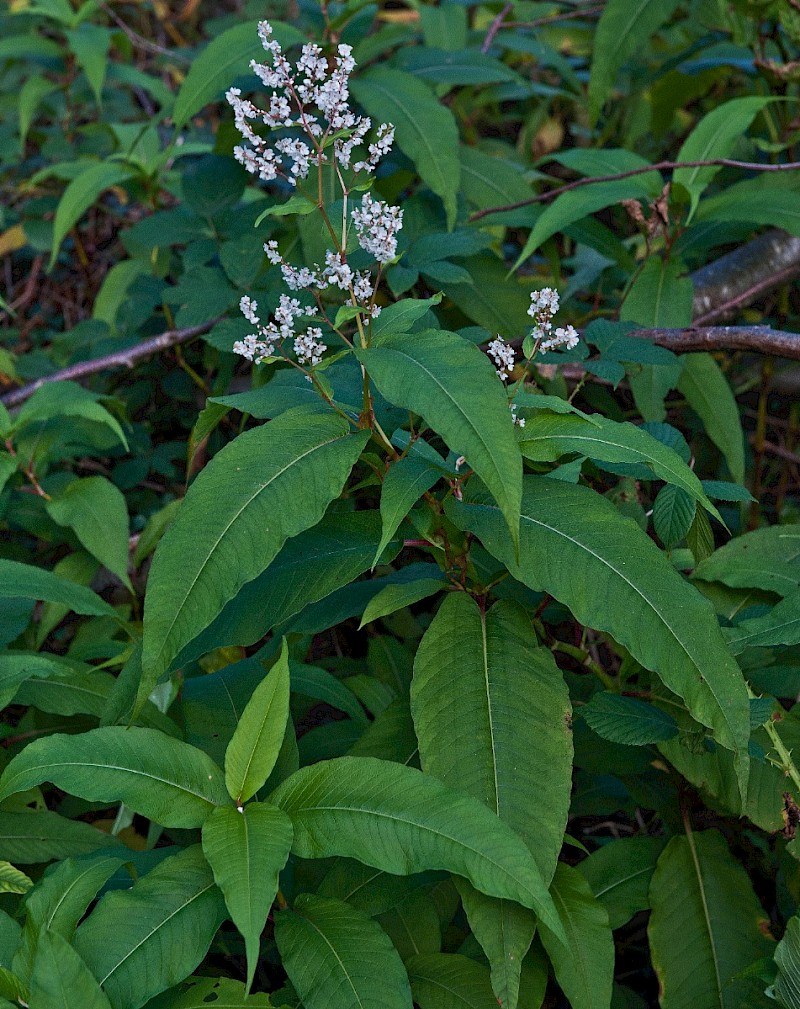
(0, 727), (230, 828)
(30, 931), (112, 1009)
(446, 478), (750, 796)
(517, 412), (719, 519)
(225, 642), (290, 804)
(677, 354), (745, 485)
(373, 453), (441, 567)
(270, 756), (564, 940)
(578, 836), (664, 930)
(351, 68), (460, 228)
(648, 830), (775, 1008)
(693, 525), (800, 597)
(0, 811), (119, 864)
(202, 803), (293, 994)
(724, 588), (800, 654)
(275, 893), (413, 1009)
(142, 412), (369, 693)
(0, 560), (116, 619)
(357, 331), (522, 551)
(538, 864), (614, 1009)
(74, 846), (226, 1009)
(406, 954), (498, 1009)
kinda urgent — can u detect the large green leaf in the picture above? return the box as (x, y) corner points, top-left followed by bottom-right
(517, 412), (717, 517)
(581, 693), (678, 746)
(0, 727), (230, 828)
(274, 893), (413, 1009)
(225, 642), (290, 804)
(143, 976), (275, 1008)
(29, 931), (112, 1009)
(202, 803), (293, 993)
(0, 811), (119, 864)
(412, 593), (571, 880)
(587, 0), (681, 122)
(74, 846), (226, 1009)
(172, 20), (304, 130)
(693, 525), (800, 596)
(578, 837), (664, 930)
(46, 476), (132, 590)
(0, 653), (76, 710)
(773, 916), (800, 1009)
(648, 830), (774, 1008)
(16, 381), (128, 451)
(142, 411), (368, 693)
(406, 954), (498, 1009)
(0, 560), (116, 619)
(539, 864), (614, 1009)
(673, 97), (775, 217)
(724, 588), (800, 654)
(439, 256), (535, 337)
(677, 354), (745, 484)
(351, 69), (460, 228)
(357, 331), (522, 550)
(446, 478), (750, 794)
(270, 756), (564, 939)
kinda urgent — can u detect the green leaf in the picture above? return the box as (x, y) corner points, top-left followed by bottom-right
(581, 693), (678, 746)
(773, 915), (800, 1009)
(653, 485), (696, 548)
(406, 953), (498, 1009)
(693, 525), (800, 596)
(0, 653), (74, 710)
(538, 863), (614, 1009)
(439, 256), (534, 339)
(357, 330), (522, 551)
(351, 69), (460, 229)
(74, 846), (227, 1009)
(202, 803), (293, 993)
(292, 662), (368, 725)
(0, 862), (32, 894)
(578, 837), (664, 930)
(373, 456), (440, 567)
(372, 295), (443, 340)
(673, 97), (776, 217)
(142, 412), (368, 694)
(270, 756), (564, 939)
(29, 931), (112, 1009)
(172, 20), (304, 130)
(397, 47), (518, 85)
(587, 0), (681, 123)
(46, 476), (132, 590)
(724, 588), (800, 654)
(18, 74), (59, 152)
(49, 162), (135, 270)
(677, 354), (745, 484)
(517, 412), (717, 517)
(0, 560), (117, 619)
(648, 830), (775, 1008)
(0, 727), (230, 828)
(687, 508), (715, 565)
(16, 382), (129, 451)
(412, 594), (571, 881)
(225, 642), (291, 804)
(0, 811), (119, 864)
(65, 22), (110, 106)
(254, 193), (317, 226)
(446, 478), (750, 795)
(275, 893), (413, 1009)
(360, 578), (444, 628)
(143, 976), (275, 1008)
(620, 258), (693, 329)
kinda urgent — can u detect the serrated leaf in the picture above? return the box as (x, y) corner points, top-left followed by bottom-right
(46, 476), (132, 590)
(49, 162), (135, 270)
(653, 485), (696, 548)
(225, 642), (291, 804)
(74, 846), (226, 1009)
(446, 477), (750, 796)
(648, 830), (775, 1008)
(693, 525), (800, 596)
(578, 836), (664, 930)
(0, 727), (230, 828)
(202, 803), (293, 993)
(538, 863), (614, 1009)
(582, 692), (678, 746)
(142, 412), (368, 697)
(351, 69), (460, 228)
(677, 354), (745, 484)
(0, 560), (117, 620)
(587, 0), (681, 123)
(29, 931), (112, 1009)
(357, 330), (522, 551)
(270, 756), (564, 939)
(172, 21), (304, 130)
(275, 893), (413, 1009)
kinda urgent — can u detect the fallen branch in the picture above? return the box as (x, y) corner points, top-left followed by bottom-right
(627, 324), (800, 360)
(468, 158), (800, 222)
(1, 318), (221, 409)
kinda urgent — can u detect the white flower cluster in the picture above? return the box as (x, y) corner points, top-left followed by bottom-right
(351, 193), (403, 264)
(226, 21), (396, 185)
(232, 294), (326, 365)
(487, 336), (515, 381)
(527, 287), (579, 353)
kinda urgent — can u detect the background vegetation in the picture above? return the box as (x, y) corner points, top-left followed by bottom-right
(1, 1), (800, 1007)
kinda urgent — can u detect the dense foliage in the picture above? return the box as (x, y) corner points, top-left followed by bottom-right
(1, 1), (800, 1007)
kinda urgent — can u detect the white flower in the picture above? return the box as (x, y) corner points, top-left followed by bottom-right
(540, 324), (580, 353)
(488, 336), (515, 381)
(294, 327), (327, 366)
(528, 287), (559, 318)
(510, 403), (525, 428)
(351, 193), (403, 263)
(322, 249), (354, 291)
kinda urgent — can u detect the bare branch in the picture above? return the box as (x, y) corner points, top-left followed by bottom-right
(481, 2), (513, 53)
(1, 318), (222, 409)
(627, 325), (800, 360)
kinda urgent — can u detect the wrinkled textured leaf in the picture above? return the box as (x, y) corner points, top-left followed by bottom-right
(406, 953), (498, 1009)
(29, 931), (112, 1009)
(582, 693), (678, 746)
